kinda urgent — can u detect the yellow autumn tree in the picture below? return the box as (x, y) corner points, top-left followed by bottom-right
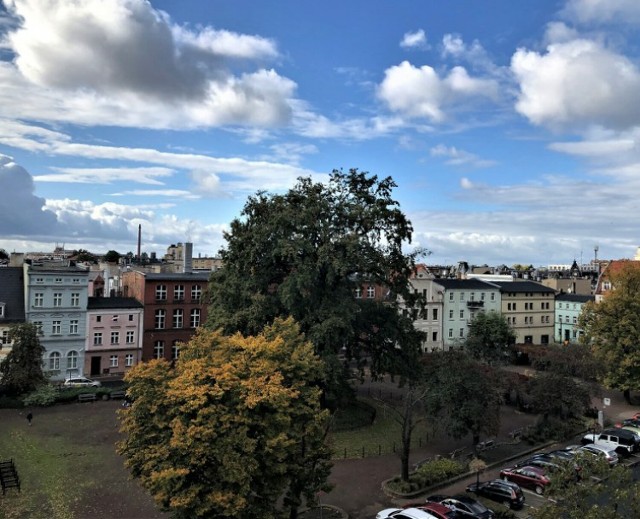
(118, 317), (332, 519)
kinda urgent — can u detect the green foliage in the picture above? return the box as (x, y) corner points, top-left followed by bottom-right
(0, 394), (24, 408)
(0, 323), (47, 396)
(423, 351), (502, 447)
(387, 457), (465, 493)
(118, 318), (332, 519)
(526, 371), (593, 421)
(521, 416), (584, 444)
(103, 249), (121, 263)
(23, 384), (59, 407)
(465, 311), (516, 364)
(530, 343), (602, 381)
(0, 248), (8, 261)
(331, 399), (376, 432)
(580, 263), (640, 392)
(207, 169), (427, 382)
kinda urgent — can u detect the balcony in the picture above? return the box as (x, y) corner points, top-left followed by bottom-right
(466, 301), (484, 309)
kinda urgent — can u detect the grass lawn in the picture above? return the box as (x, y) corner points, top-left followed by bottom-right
(0, 401), (164, 519)
(329, 397), (436, 459)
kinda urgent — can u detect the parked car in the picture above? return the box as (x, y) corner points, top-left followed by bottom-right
(63, 376), (101, 387)
(514, 454), (562, 472)
(376, 507), (443, 519)
(405, 503), (460, 519)
(581, 431), (635, 456)
(578, 444), (619, 466)
(466, 479), (525, 510)
(428, 494), (495, 518)
(544, 448), (577, 461)
(499, 465), (550, 495)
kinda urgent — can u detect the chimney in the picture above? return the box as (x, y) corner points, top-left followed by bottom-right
(137, 224), (142, 260)
(183, 242), (193, 273)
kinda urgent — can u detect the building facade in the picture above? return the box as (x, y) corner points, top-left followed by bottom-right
(555, 293), (594, 344)
(24, 262), (89, 380)
(85, 297), (144, 376)
(0, 267), (26, 360)
(121, 270), (210, 361)
(402, 266), (444, 352)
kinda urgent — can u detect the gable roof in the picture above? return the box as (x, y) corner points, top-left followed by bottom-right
(555, 293), (594, 304)
(434, 278), (498, 290)
(492, 281), (556, 294)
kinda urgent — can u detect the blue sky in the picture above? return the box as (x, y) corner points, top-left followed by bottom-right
(1, 0), (640, 266)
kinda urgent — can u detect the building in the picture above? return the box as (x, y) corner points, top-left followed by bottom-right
(121, 270), (210, 361)
(555, 293), (594, 344)
(85, 297), (144, 377)
(0, 267), (26, 360)
(24, 262), (89, 380)
(493, 281), (556, 345)
(594, 259), (640, 303)
(401, 265), (444, 352)
(433, 278), (502, 350)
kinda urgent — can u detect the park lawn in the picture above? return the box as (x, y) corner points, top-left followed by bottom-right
(329, 397), (436, 459)
(0, 402), (164, 519)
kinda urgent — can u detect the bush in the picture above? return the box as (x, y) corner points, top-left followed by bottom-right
(23, 384), (58, 407)
(0, 394), (24, 409)
(521, 417), (584, 445)
(387, 457), (466, 493)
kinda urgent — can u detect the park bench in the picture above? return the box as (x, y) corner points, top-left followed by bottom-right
(109, 389), (127, 400)
(476, 439), (496, 451)
(0, 459), (20, 494)
(78, 393), (97, 403)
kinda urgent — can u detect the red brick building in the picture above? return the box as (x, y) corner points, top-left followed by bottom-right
(122, 270), (210, 361)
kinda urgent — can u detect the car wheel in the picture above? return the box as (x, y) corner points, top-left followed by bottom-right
(503, 500), (513, 509)
(535, 485), (543, 495)
(502, 476), (509, 482)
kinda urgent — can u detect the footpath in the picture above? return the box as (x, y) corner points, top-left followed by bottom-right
(321, 369), (639, 519)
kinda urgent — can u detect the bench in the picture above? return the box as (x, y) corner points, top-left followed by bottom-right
(78, 393), (97, 403)
(0, 459), (20, 494)
(477, 439), (496, 451)
(109, 389), (127, 400)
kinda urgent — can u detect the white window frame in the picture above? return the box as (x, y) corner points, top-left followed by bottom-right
(191, 285), (202, 301)
(111, 331), (119, 345)
(153, 341), (164, 359)
(155, 284), (167, 301)
(173, 309), (183, 329)
(126, 330), (135, 344)
(69, 319), (79, 335)
(71, 293), (80, 307)
(67, 350), (78, 369)
(93, 332), (102, 345)
(174, 285), (185, 301)
(190, 308), (200, 328)
(34, 292), (44, 307)
(53, 292), (62, 307)
(155, 309), (166, 329)
(125, 354), (134, 367)
(49, 351), (61, 370)
(110, 355), (118, 367)
(52, 320), (61, 335)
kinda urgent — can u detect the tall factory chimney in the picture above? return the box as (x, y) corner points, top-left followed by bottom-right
(183, 242), (193, 273)
(137, 224), (142, 260)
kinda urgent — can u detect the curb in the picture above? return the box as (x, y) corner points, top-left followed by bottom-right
(300, 504), (349, 518)
(382, 439), (559, 500)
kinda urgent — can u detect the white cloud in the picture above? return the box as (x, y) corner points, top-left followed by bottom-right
(562, 0), (640, 25)
(0, 0), (295, 129)
(400, 29), (428, 50)
(377, 61), (500, 122)
(511, 38), (640, 130)
(430, 144), (496, 168)
(109, 189), (198, 198)
(35, 167), (175, 185)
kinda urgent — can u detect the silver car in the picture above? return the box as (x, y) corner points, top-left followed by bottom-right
(63, 376), (101, 387)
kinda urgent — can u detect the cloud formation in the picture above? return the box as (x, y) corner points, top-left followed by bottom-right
(562, 0), (640, 24)
(400, 29), (428, 49)
(430, 144), (496, 168)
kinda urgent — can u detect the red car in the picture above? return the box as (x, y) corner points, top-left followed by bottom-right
(403, 501), (457, 518)
(499, 465), (550, 494)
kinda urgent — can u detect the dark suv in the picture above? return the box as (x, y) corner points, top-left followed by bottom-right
(466, 479), (525, 510)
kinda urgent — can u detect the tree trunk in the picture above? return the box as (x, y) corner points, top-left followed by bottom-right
(624, 389), (631, 404)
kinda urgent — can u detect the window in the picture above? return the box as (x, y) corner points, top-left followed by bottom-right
(174, 285), (185, 300)
(111, 315), (118, 322)
(432, 308), (438, 320)
(125, 354), (134, 367)
(460, 292), (465, 301)
(432, 331), (438, 341)
(153, 341), (164, 359)
(459, 310), (464, 319)
(49, 352), (61, 370)
(34, 292), (44, 307)
(53, 292), (62, 307)
(367, 285), (375, 298)
(490, 293), (495, 301)
(459, 328), (464, 338)
(512, 317), (517, 324)
(155, 284), (167, 301)
(67, 350), (78, 369)
(172, 341), (180, 360)
(173, 309), (183, 328)
(69, 320), (78, 335)
(481, 292), (485, 301)
(52, 320), (61, 335)
(111, 331), (119, 345)
(128, 314), (134, 321)
(71, 293), (80, 307)
(448, 328), (453, 338)
(110, 355), (118, 367)
(512, 303), (516, 311)
(190, 308), (201, 328)
(470, 292), (475, 301)
(449, 292), (454, 301)
(191, 285), (202, 301)
(35, 277), (44, 284)
(72, 278), (80, 284)
(96, 315), (102, 323)
(93, 332), (102, 345)
(126, 331), (135, 344)
(55, 277), (62, 284)
(573, 316), (577, 324)
(33, 321), (42, 334)
(155, 309), (166, 329)
(449, 309), (454, 319)
(354, 287), (362, 298)
(1, 330), (10, 345)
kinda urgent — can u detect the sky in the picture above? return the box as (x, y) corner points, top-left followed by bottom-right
(1, 0), (640, 266)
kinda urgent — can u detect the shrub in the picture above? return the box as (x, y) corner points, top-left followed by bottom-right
(521, 417), (584, 445)
(0, 394), (24, 409)
(387, 457), (466, 493)
(23, 384), (58, 407)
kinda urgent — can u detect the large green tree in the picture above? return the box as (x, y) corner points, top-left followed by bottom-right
(465, 311), (516, 364)
(207, 169), (426, 382)
(118, 318), (331, 519)
(0, 323), (46, 395)
(579, 263), (640, 402)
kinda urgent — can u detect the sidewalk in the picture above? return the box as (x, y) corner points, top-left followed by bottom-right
(322, 371), (640, 519)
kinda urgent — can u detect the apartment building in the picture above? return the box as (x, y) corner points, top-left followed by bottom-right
(121, 270), (210, 361)
(85, 297), (143, 376)
(555, 293), (594, 344)
(0, 267), (25, 360)
(24, 262), (89, 380)
(493, 281), (555, 344)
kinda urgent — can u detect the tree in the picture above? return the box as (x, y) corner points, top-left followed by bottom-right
(424, 351), (502, 449)
(0, 323), (47, 395)
(465, 311), (516, 364)
(527, 371), (592, 422)
(0, 248), (8, 261)
(579, 263), (640, 402)
(118, 318), (332, 519)
(207, 169), (426, 384)
(74, 249), (96, 262)
(103, 249), (121, 263)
